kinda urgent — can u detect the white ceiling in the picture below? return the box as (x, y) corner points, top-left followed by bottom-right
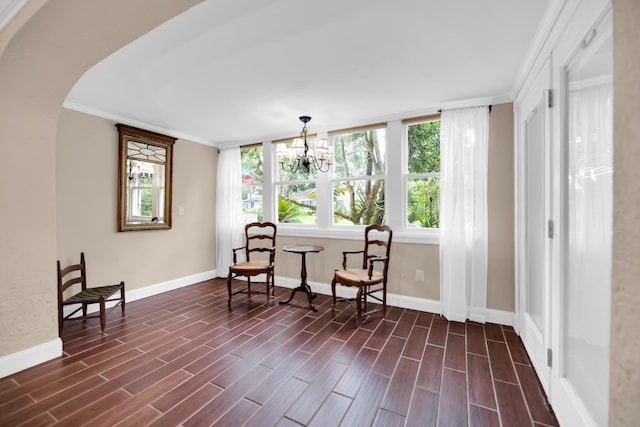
(64, 0), (550, 146)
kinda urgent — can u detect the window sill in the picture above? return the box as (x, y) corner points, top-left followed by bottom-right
(276, 225), (439, 245)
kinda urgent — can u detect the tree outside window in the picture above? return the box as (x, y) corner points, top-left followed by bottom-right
(406, 120), (441, 229)
(332, 127), (386, 225)
(240, 146), (263, 223)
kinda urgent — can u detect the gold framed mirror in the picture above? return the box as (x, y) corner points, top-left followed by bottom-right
(116, 124), (176, 231)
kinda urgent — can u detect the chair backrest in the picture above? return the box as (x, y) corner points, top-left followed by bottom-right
(57, 252), (87, 295)
(244, 222), (277, 262)
(362, 224), (393, 273)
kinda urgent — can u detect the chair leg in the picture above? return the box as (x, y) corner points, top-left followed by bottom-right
(355, 287), (363, 326)
(227, 272), (233, 306)
(363, 285), (368, 312)
(99, 296), (106, 335)
(271, 269), (276, 296)
(331, 277), (337, 311)
(120, 282), (126, 315)
(247, 277), (251, 299)
(382, 282), (387, 316)
(58, 305), (63, 338)
(265, 271), (271, 302)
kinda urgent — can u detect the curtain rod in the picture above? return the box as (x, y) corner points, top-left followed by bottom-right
(437, 104), (492, 114)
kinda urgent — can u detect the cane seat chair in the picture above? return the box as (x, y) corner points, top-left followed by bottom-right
(227, 222), (277, 305)
(57, 252), (125, 336)
(331, 224), (393, 325)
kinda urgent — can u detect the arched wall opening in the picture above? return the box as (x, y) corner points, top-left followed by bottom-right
(0, 0), (201, 362)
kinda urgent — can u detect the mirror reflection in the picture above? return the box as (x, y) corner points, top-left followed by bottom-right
(117, 124), (176, 231)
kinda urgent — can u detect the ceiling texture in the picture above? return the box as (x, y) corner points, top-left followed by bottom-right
(64, 0), (551, 147)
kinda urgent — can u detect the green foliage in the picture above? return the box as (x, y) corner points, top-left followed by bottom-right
(333, 129), (386, 225)
(407, 177), (440, 228)
(241, 146), (264, 221)
(278, 197), (302, 223)
(407, 121), (441, 228)
(140, 189), (153, 216)
(408, 121), (440, 173)
(240, 146), (264, 183)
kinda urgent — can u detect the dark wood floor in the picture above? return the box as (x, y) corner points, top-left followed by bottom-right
(0, 278), (558, 426)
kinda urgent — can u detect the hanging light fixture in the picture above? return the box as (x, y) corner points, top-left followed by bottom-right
(276, 116), (333, 174)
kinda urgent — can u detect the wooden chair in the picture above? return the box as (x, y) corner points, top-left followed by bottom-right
(227, 222), (277, 305)
(57, 252), (125, 336)
(331, 224), (393, 325)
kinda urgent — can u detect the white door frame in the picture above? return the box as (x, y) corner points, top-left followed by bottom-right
(514, 56), (553, 393)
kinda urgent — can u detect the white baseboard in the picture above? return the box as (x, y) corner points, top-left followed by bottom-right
(5, 269), (217, 379)
(276, 276), (514, 327)
(63, 269), (218, 317)
(486, 308), (515, 327)
(0, 338), (62, 379)
(126, 269), (217, 303)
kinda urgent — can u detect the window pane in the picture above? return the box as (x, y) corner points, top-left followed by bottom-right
(277, 183), (317, 224)
(241, 146), (263, 184)
(333, 129), (385, 178)
(408, 121), (440, 173)
(407, 177), (440, 228)
(242, 185), (263, 223)
(241, 146), (263, 222)
(333, 179), (385, 225)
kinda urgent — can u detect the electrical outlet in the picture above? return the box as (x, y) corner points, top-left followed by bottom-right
(415, 270), (424, 282)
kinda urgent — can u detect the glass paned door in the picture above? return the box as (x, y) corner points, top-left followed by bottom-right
(517, 57), (552, 391)
(563, 13), (613, 426)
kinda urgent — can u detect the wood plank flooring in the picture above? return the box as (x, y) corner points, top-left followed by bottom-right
(0, 278), (559, 426)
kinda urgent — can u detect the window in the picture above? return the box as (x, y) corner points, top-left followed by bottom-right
(274, 139), (318, 225)
(406, 119), (441, 229)
(241, 146), (263, 223)
(128, 160), (164, 219)
(238, 116), (441, 243)
(332, 126), (386, 225)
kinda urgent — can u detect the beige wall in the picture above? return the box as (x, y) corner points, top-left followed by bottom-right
(56, 109), (216, 290)
(487, 103), (515, 312)
(277, 236), (441, 301)
(610, 0), (640, 424)
(277, 103), (515, 310)
(0, 0), (201, 358)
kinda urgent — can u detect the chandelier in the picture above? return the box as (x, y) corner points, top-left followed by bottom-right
(128, 160), (154, 185)
(276, 116), (333, 174)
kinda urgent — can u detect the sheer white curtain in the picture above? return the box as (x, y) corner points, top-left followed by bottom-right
(439, 106), (489, 322)
(215, 147), (243, 278)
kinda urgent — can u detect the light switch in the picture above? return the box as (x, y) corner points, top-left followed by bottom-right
(178, 207), (185, 216)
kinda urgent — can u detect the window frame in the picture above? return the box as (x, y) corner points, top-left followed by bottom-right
(404, 117), (441, 233)
(272, 137), (320, 226)
(330, 125), (387, 227)
(240, 145), (264, 223)
(256, 117), (441, 245)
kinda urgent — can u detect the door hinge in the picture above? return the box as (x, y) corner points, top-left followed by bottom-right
(547, 348), (553, 367)
(547, 89), (553, 108)
(547, 219), (554, 238)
